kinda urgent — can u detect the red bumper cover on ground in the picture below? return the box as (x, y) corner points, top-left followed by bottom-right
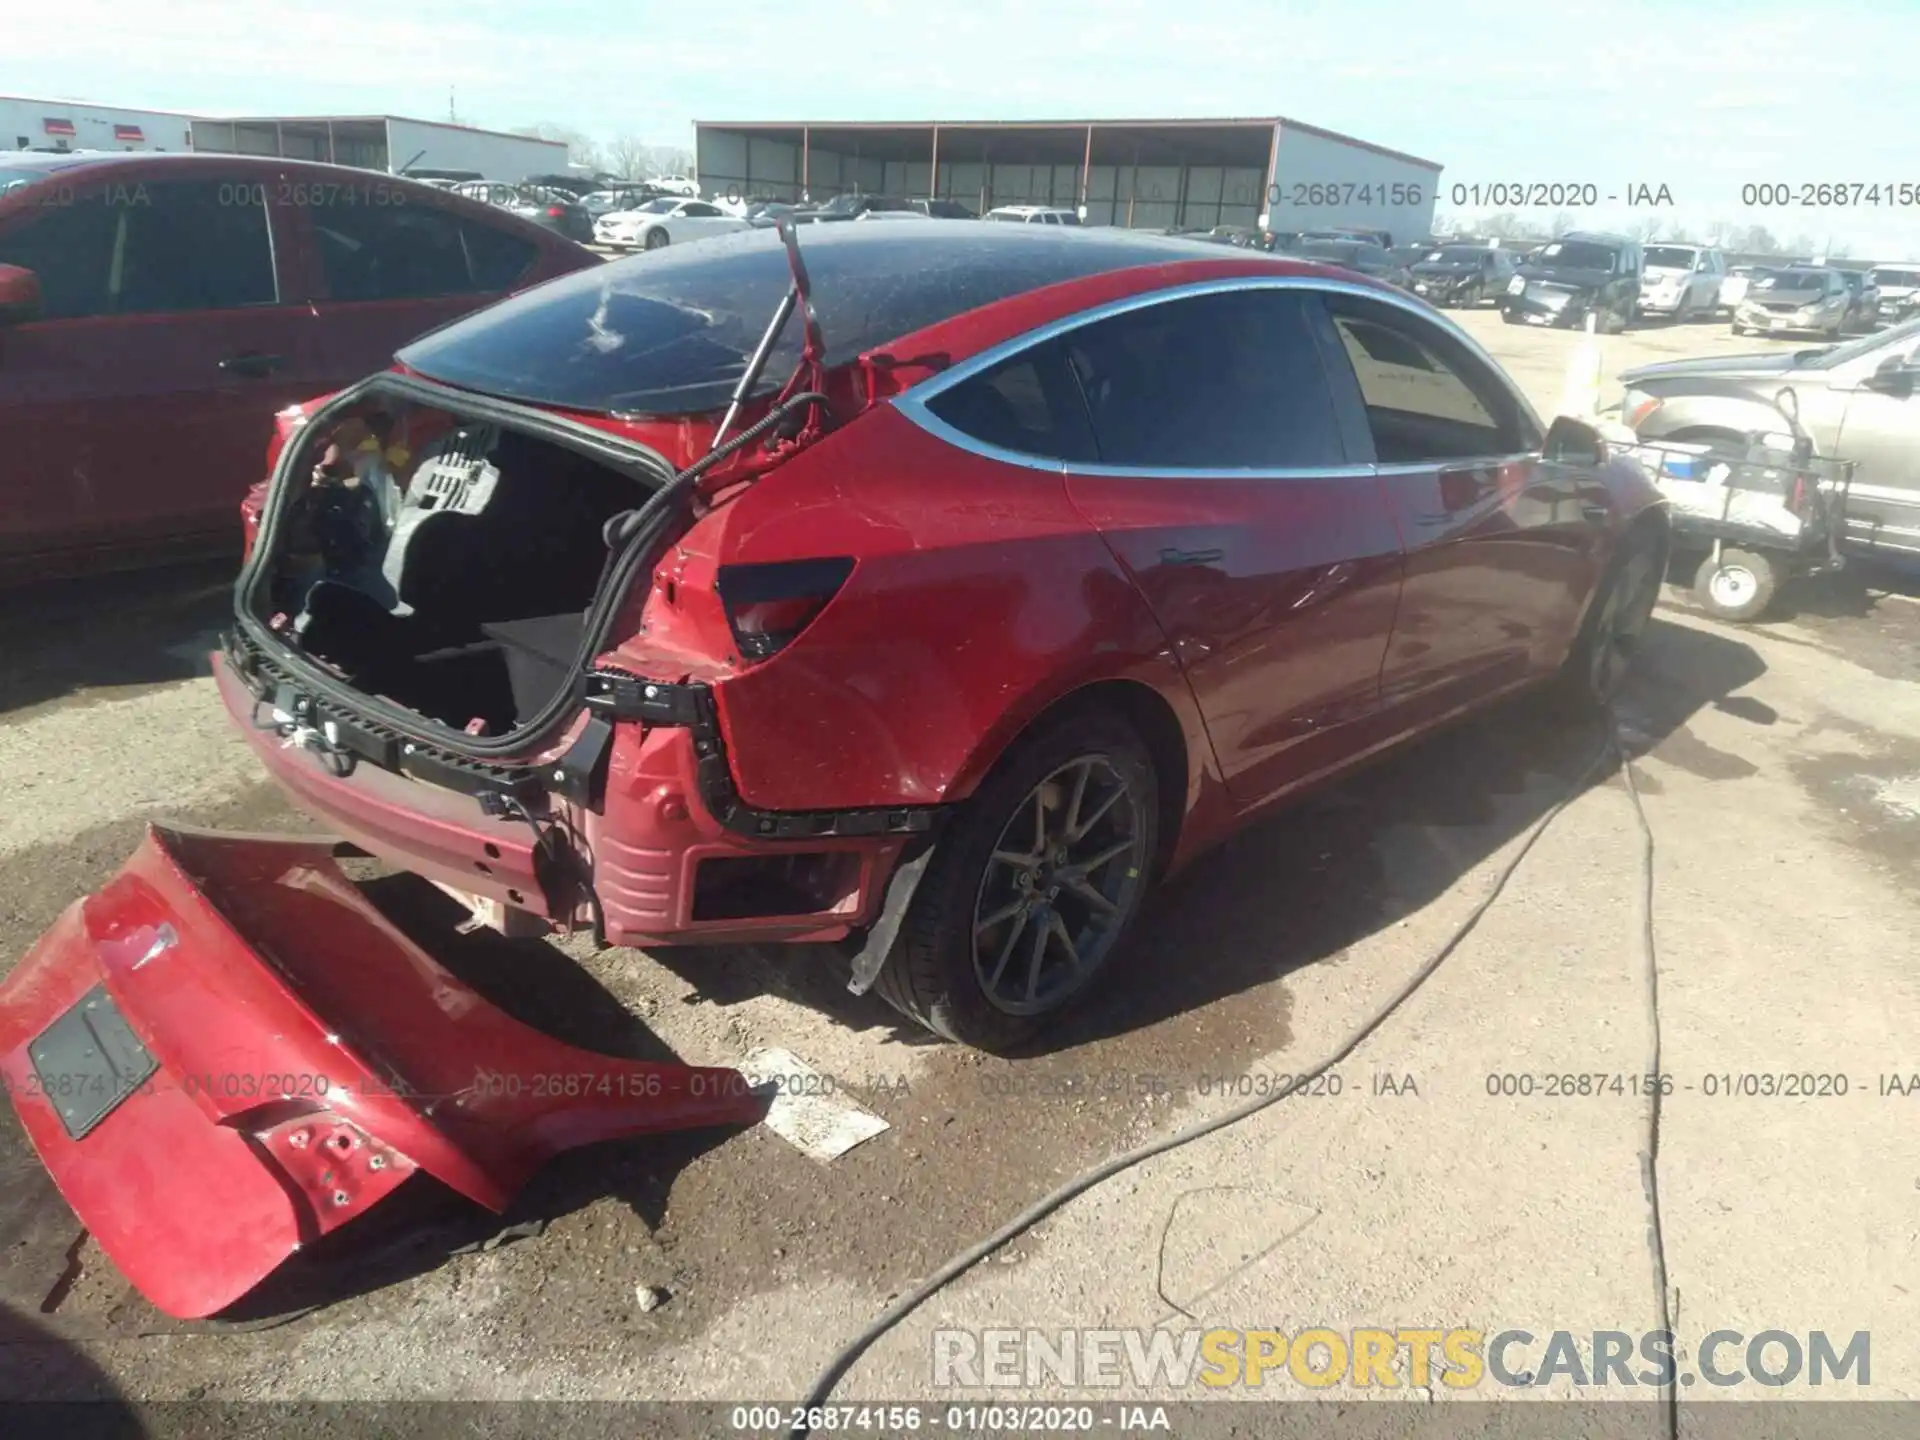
(0, 826), (765, 1319)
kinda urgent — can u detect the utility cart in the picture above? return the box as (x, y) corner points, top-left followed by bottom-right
(1613, 430), (1857, 622)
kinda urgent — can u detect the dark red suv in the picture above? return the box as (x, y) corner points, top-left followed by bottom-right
(221, 222), (1667, 1051)
(0, 152), (598, 584)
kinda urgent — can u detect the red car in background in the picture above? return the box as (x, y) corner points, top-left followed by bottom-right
(0, 152), (598, 585)
(214, 223), (1669, 1052)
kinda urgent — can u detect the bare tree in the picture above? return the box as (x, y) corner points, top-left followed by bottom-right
(511, 122), (606, 172)
(639, 143), (695, 180)
(605, 134), (649, 181)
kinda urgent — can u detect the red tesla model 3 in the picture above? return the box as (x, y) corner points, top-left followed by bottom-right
(218, 221), (1667, 1051)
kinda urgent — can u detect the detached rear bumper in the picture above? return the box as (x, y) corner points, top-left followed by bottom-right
(0, 826), (764, 1318)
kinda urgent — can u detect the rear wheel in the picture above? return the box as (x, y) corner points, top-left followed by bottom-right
(873, 711), (1158, 1051)
(1693, 548), (1778, 623)
(1559, 522), (1668, 707)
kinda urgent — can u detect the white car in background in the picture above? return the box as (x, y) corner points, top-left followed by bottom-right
(985, 205), (1082, 225)
(650, 176), (701, 197)
(1719, 263), (1777, 312)
(1637, 243), (1726, 319)
(594, 196), (751, 250)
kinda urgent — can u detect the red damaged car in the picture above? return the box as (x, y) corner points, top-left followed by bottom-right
(215, 222), (1665, 1050)
(0, 152), (597, 584)
(0, 222), (1668, 1317)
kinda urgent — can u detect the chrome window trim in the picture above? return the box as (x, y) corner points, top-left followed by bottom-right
(891, 273), (1545, 479)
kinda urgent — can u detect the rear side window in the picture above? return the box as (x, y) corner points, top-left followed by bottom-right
(1324, 293), (1535, 462)
(924, 339), (1098, 463)
(313, 202), (537, 300)
(1060, 288), (1348, 470)
(0, 178), (275, 319)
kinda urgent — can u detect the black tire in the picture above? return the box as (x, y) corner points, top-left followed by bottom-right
(872, 710), (1159, 1052)
(1461, 281), (1482, 308)
(644, 228), (670, 250)
(1692, 548), (1778, 623)
(1731, 322), (1748, 336)
(1557, 521), (1670, 708)
(1501, 309), (1522, 325)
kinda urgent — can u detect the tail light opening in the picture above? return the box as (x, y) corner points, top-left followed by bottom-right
(715, 558), (855, 661)
(546, 206), (566, 218)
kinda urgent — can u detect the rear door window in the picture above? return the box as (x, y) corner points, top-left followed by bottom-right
(1323, 293), (1536, 462)
(312, 202), (537, 300)
(1061, 288), (1348, 469)
(0, 177), (276, 319)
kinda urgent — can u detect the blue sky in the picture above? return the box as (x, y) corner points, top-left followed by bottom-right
(7, 0), (1919, 256)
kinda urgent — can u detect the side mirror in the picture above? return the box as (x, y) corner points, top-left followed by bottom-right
(1544, 415), (1606, 467)
(0, 263), (43, 326)
(1864, 352), (1916, 395)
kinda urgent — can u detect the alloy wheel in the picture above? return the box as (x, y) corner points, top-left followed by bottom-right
(970, 756), (1148, 1016)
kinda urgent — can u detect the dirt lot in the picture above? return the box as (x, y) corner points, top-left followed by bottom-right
(3, 305), (1918, 1418)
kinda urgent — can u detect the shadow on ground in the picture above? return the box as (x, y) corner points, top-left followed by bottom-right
(648, 614), (1769, 1061)
(0, 561), (238, 717)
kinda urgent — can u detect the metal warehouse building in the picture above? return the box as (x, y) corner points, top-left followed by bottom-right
(3, 95), (567, 182)
(188, 115), (568, 182)
(695, 117), (1442, 239)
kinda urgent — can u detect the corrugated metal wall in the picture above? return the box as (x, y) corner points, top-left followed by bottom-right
(695, 125), (1426, 234)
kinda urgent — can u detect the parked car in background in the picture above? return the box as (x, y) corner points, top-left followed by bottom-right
(399, 167), (483, 186)
(1730, 266), (1850, 338)
(520, 173), (601, 200)
(1620, 315), (1920, 563)
(745, 201), (803, 228)
(1870, 265), (1920, 326)
(450, 182), (595, 244)
(1719, 264), (1776, 312)
(985, 205), (1082, 225)
(1832, 269), (1881, 331)
(593, 196), (753, 250)
(1637, 243), (1727, 321)
(513, 187), (596, 244)
(1300, 226), (1394, 248)
(650, 176), (701, 197)
(1502, 233), (1643, 331)
(910, 197), (977, 218)
(796, 193), (919, 223)
(1286, 237), (1412, 290)
(581, 187), (660, 220)
(1407, 244), (1517, 308)
(222, 223), (1666, 1052)
(0, 152), (597, 585)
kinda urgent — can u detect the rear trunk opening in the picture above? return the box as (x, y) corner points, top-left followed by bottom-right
(239, 378), (673, 747)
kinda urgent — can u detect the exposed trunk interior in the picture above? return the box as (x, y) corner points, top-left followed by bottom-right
(252, 398), (654, 739)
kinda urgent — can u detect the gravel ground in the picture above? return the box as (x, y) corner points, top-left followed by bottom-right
(2, 310), (1917, 1418)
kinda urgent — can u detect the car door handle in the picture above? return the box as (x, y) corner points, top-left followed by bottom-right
(1581, 501), (1611, 524)
(1159, 547), (1225, 566)
(219, 352), (285, 378)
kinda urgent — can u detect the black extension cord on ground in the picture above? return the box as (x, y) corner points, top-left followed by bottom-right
(789, 715), (1676, 1440)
